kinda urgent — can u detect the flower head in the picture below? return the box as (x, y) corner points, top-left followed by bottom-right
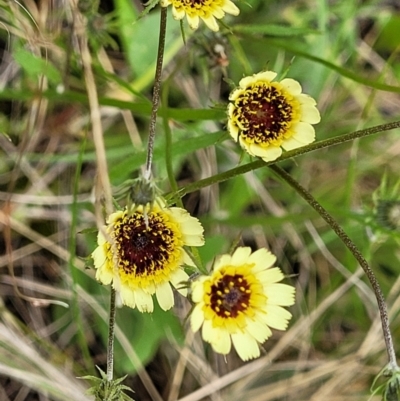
(92, 199), (204, 313)
(228, 71), (321, 162)
(160, 0), (240, 32)
(372, 173), (400, 232)
(370, 364), (400, 401)
(190, 247), (295, 361)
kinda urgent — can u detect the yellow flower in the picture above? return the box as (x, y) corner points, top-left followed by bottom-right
(190, 247), (295, 361)
(92, 199), (204, 313)
(160, 0), (240, 32)
(228, 71), (321, 162)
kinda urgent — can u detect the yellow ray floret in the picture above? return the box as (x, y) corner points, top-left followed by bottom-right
(92, 199), (204, 313)
(228, 71), (321, 162)
(191, 247), (295, 361)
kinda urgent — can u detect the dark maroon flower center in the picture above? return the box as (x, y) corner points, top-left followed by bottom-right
(209, 274), (251, 318)
(180, 0), (207, 7)
(233, 84), (294, 143)
(114, 211), (176, 277)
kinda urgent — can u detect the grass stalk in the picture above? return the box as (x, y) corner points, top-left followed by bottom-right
(144, 6), (168, 180)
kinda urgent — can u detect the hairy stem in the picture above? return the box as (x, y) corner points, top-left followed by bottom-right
(172, 120), (400, 199)
(270, 164), (398, 369)
(106, 288), (117, 381)
(144, 6), (167, 180)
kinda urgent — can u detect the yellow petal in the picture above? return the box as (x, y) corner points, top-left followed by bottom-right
(261, 304), (292, 330)
(107, 210), (124, 225)
(245, 319), (272, 343)
(280, 78), (302, 96)
(210, 328), (231, 355)
(170, 268), (189, 296)
(228, 122), (239, 141)
(265, 283), (296, 306)
(213, 254), (233, 271)
(293, 121), (316, 142)
(172, 7), (185, 20)
(212, 8), (225, 19)
(281, 124), (315, 151)
(191, 277), (207, 302)
(240, 71), (276, 88)
(256, 268), (284, 284)
(229, 87), (243, 102)
(94, 254), (114, 285)
(119, 284), (136, 309)
(249, 248), (276, 271)
(239, 136), (255, 155)
(231, 331), (260, 361)
(92, 242), (106, 267)
(202, 319), (215, 343)
(156, 281), (174, 311)
(223, 0), (240, 16)
(182, 250), (195, 268)
(231, 247), (252, 266)
(186, 14), (200, 30)
(300, 101), (321, 124)
(184, 233), (205, 246)
(179, 217), (204, 236)
(202, 15), (219, 32)
(251, 144), (282, 162)
(134, 288), (154, 313)
(190, 305), (205, 332)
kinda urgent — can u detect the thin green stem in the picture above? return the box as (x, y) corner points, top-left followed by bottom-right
(144, 6), (167, 180)
(269, 164), (398, 370)
(106, 288), (117, 382)
(172, 120), (400, 199)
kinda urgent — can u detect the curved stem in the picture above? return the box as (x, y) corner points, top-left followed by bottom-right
(106, 288), (117, 381)
(144, 7), (167, 180)
(172, 120), (400, 199)
(269, 164), (398, 370)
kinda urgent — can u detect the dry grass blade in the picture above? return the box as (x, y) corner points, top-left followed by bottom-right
(0, 321), (91, 401)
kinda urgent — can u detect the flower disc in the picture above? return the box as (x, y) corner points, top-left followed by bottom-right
(92, 201), (204, 312)
(191, 247), (295, 361)
(228, 71), (321, 162)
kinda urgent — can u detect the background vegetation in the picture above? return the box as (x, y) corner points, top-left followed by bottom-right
(0, 0), (400, 399)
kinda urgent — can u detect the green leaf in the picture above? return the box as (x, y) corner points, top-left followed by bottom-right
(82, 368), (134, 401)
(197, 235), (229, 266)
(114, 0), (185, 91)
(375, 15), (400, 52)
(13, 47), (61, 84)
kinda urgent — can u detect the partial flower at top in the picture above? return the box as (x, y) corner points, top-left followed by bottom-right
(160, 0), (240, 32)
(190, 247), (295, 361)
(92, 199), (204, 313)
(228, 71), (321, 162)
